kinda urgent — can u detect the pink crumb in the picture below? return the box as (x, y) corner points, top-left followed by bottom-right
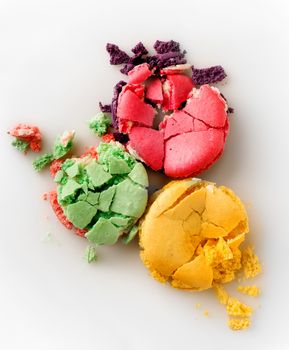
(49, 190), (73, 230)
(101, 133), (115, 143)
(42, 192), (49, 200)
(49, 159), (64, 177)
(80, 146), (98, 159)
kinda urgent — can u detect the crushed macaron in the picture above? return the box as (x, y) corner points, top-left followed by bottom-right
(50, 141), (148, 249)
(89, 112), (112, 137)
(8, 124), (42, 153)
(33, 130), (75, 171)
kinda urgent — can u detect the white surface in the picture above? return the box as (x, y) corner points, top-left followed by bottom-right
(1, 0), (289, 349)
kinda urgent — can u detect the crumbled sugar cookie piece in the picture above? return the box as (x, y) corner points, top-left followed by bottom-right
(226, 297), (252, 317)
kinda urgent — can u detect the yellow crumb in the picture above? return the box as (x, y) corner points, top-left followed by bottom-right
(213, 284), (229, 305)
(226, 297), (252, 317)
(237, 285), (260, 297)
(204, 310), (209, 316)
(228, 318), (251, 331)
(195, 303), (201, 309)
(242, 246), (262, 279)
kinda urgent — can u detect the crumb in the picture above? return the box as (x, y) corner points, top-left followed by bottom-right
(242, 246), (262, 279)
(237, 285), (260, 297)
(213, 284), (229, 305)
(42, 193), (48, 200)
(226, 297), (252, 317)
(228, 318), (251, 331)
(204, 310), (209, 317)
(84, 246), (97, 263)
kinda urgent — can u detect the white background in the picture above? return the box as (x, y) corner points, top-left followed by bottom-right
(1, 0), (289, 349)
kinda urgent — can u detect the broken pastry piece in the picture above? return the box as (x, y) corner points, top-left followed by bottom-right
(51, 141), (148, 247)
(139, 178), (261, 330)
(8, 123), (42, 153)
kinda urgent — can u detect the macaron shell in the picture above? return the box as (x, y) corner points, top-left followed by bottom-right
(129, 126), (164, 171)
(184, 85), (227, 128)
(128, 63), (152, 84)
(164, 129), (225, 177)
(146, 77), (163, 103)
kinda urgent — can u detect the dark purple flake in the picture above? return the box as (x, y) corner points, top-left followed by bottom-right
(106, 43), (130, 65)
(147, 51), (187, 70)
(192, 65), (227, 85)
(153, 40), (180, 54)
(99, 102), (112, 113)
(113, 132), (129, 143)
(111, 80), (126, 129)
(131, 42), (148, 56)
(228, 107), (234, 113)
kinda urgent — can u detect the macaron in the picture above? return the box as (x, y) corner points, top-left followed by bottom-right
(51, 141), (149, 245)
(139, 178), (249, 290)
(104, 40), (230, 178)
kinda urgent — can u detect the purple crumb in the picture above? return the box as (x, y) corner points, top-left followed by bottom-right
(113, 132), (129, 143)
(154, 40), (180, 54)
(131, 42), (148, 56)
(99, 102), (112, 113)
(192, 65), (227, 85)
(111, 80), (126, 129)
(120, 42), (149, 75)
(228, 107), (234, 113)
(106, 43), (130, 65)
(147, 51), (187, 70)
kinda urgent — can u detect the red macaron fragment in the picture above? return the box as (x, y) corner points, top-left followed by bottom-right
(129, 126), (164, 171)
(146, 78), (163, 104)
(128, 63), (152, 84)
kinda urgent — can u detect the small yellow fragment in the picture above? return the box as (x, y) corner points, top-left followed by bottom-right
(228, 318), (251, 331)
(226, 297), (252, 317)
(237, 285), (260, 297)
(204, 310), (209, 316)
(242, 246), (262, 279)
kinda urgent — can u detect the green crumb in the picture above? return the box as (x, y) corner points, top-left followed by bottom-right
(85, 160), (112, 188)
(53, 130), (75, 159)
(89, 112), (111, 136)
(83, 245), (98, 263)
(128, 163), (149, 187)
(12, 138), (29, 153)
(98, 186), (116, 212)
(86, 191), (99, 205)
(123, 225), (139, 244)
(65, 162), (79, 178)
(33, 153), (54, 171)
(60, 179), (83, 200)
(111, 178), (148, 217)
(54, 170), (65, 183)
(85, 218), (120, 245)
(65, 201), (97, 229)
(97, 142), (135, 172)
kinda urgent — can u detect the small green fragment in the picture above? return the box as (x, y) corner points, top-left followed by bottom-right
(85, 218), (120, 245)
(54, 170), (65, 183)
(33, 153), (54, 172)
(65, 162), (79, 178)
(108, 157), (131, 174)
(12, 138), (29, 153)
(110, 216), (132, 227)
(98, 186), (116, 212)
(111, 178), (148, 217)
(89, 112), (111, 136)
(86, 191), (100, 205)
(77, 192), (87, 201)
(97, 142), (135, 171)
(66, 201), (97, 229)
(53, 130), (75, 159)
(83, 245), (98, 263)
(123, 225), (139, 244)
(85, 160), (112, 188)
(60, 179), (83, 200)
(128, 163), (149, 187)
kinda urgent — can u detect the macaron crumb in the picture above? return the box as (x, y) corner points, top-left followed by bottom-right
(237, 285), (260, 297)
(242, 246), (262, 279)
(84, 246), (98, 263)
(203, 310), (209, 317)
(228, 318), (251, 331)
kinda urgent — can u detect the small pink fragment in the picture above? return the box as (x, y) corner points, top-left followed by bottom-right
(101, 133), (115, 143)
(122, 84), (145, 99)
(49, 159), (64, 177)
(8, 123), (42, 152)
(128, 63), (152, 84)
(129, 126), (164, 171)
(42, 192), (48, 201)
(184, 85), (227, 128)
(80, 146), (98, 159)
(74, 228), (88, 237)
(117, 89), (155, 128)
(164, 129), (225, 177)
(146, 78), (163, 104)
(162, 74), (194, 110)
(160, 111), (195, 140)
